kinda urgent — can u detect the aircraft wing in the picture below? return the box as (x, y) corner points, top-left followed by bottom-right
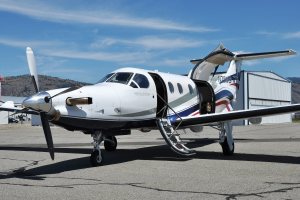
(174, 104), (300, 127)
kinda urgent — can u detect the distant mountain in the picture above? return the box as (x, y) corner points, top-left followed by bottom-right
(1, 75), (90, 97)
(287, 77), (300, 84)
(2, 75), (300, 104)
(287, 77), (300, 104)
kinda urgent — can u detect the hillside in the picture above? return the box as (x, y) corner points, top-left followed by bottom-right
(1, 75), (90, 97)
(1, 75), (300, 103)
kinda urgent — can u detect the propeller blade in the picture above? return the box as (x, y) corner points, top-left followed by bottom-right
(40, 112), (55, 160)
(48, 86), (82, 100)
(26, 47), (39, 93)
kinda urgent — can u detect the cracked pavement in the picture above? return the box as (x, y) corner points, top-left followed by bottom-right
(0, 123), (300, 199)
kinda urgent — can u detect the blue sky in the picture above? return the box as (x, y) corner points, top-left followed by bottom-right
(0, 0), (299, 83)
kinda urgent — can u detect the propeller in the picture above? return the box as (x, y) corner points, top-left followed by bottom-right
(26, 47), (55, 160)
(44, 86), (82, 103)
(26, 47), (39, 93)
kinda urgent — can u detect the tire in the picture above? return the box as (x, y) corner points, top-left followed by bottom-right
(90, 150), (103, 166)
(220, 137), (234, 156)
(104, 136), (117, 151)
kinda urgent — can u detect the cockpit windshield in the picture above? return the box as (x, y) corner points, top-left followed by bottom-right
(97, 73), (114, 83)
(106, 72), (133, 85)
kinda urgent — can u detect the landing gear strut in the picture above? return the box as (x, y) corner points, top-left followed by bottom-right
(90, 131), (104, 166)
(219, 122), (234, 155)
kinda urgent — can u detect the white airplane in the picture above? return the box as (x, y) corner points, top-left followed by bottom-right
(1, 44), (299, 166)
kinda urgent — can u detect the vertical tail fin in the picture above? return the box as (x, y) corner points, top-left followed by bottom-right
(214, 60), (242, 113)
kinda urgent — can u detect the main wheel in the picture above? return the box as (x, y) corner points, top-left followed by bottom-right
(220, 137), (234, 156)
(90, 150), (103, 166)
(104, 136), (117, 151)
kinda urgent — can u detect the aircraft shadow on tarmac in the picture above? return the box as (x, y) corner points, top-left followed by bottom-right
(0, 138), (299, 179)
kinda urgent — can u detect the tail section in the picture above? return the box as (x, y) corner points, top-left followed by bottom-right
(214, 60), (241, 113)
(189, 44), (295, 82)
(189, 44), (296, 113)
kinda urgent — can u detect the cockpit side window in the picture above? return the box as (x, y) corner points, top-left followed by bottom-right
(132, 74), (149, 88)
(97, 73), (114, 83)
(130, 82), (138, 88)
(107, 72), (133, 85)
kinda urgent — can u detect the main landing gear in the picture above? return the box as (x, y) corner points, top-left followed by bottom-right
(219, 122), (234, 155)
(90, 131), (117, 166)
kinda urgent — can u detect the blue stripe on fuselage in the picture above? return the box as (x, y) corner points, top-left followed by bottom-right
(167, 104), (199, 123)
(215, 90), (234, 101)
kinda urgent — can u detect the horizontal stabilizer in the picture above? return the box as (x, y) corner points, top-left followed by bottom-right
(191, 49), (296, 66)
(235, 50), (296, 61)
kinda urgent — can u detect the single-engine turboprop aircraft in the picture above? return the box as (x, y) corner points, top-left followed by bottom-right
(1, 44), (299, 166)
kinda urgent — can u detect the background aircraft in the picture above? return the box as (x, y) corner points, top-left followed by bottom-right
(0, 45), (299, 166)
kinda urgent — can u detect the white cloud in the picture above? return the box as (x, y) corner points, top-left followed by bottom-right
(255, 31), (278, 36)
(91, 36), (205, 50)
(161, 58), (189, 67)
(256, 30), (300, 39)
(243, 60), (261, 66)
(41, 49), (150, 64)
(283, 31), (300, 39)
(0, 37), (62, 48)
(0, 0), (218, 32)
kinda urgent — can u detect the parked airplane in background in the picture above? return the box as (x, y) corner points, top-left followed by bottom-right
(0, 44), (299, 166)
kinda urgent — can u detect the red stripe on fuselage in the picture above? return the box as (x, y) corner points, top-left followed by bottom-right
(216, 100), (229, 106)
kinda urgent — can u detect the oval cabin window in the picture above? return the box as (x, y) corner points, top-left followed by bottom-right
(168, 82), (174, 93)
(177, 83), (183, 94)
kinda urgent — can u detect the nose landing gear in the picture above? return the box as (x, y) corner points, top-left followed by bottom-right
(90, 131), (104, 166)
(90, 132), (118, 166)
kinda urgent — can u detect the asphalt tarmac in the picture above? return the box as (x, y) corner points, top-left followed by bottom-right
(0, 123), (299, 200)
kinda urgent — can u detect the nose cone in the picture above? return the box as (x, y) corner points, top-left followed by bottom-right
(23, 91), (52, 113)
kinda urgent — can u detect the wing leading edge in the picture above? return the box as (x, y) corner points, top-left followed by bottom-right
(175, 104), (300, 127)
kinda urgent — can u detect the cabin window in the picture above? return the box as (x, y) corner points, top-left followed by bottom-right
(168, 82), (174, 93)
(107, 72), (133, 85)
(97, 73), (114, 83)
(177, 83), (183, 94)
(133, 73), (149, 88)
(188, 84), (194, 94)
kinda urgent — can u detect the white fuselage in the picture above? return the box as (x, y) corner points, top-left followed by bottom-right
(46, 67), (200, 131)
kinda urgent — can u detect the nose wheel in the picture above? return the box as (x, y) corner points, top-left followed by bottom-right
(90, 149), (104, 166)
(90, 131), (104, 166)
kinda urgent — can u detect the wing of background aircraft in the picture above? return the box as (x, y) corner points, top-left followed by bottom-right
(175, 104), (300, 127)
(0, 101), (38, 115)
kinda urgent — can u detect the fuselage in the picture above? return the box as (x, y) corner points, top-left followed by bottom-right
(41, 67), (202, 131)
